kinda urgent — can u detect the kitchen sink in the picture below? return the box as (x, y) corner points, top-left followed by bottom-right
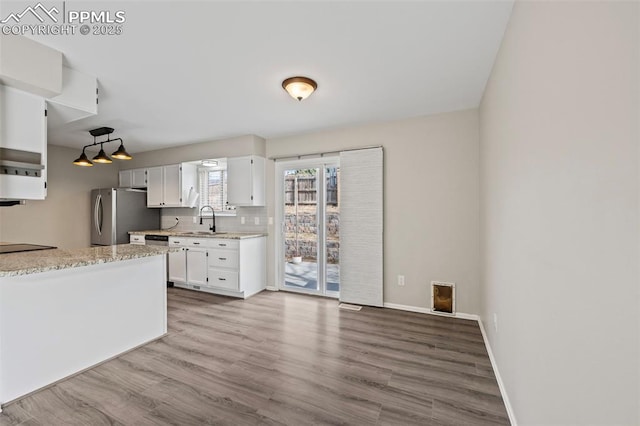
(183, 232), (227, 235)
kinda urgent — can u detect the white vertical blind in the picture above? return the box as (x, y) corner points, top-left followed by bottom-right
(339, 147), (383, 307)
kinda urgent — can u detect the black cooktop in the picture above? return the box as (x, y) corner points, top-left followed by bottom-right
(0, 244), (57, 254)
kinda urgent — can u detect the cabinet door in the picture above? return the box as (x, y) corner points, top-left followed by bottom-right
(146, 167), (163, 207)
(227, 156), (253, 205)
(250, 156), (265, 206)
(1, 85), (46, 154)
(162, 164), (182, 207)
(186, 248), (208, 286)
(119, 170), (132, 188)
(131, 169), (147, 188)
(168, 248), (187, 283)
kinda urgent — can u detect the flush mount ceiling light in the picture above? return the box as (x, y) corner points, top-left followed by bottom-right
(73, 127), (132, 167)
(282, 76), (317, 101)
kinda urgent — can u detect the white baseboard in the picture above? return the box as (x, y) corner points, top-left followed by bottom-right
(383, 302), (516, 425)
(266, 286), (278, 291)
(383, 302), (479, 321)
(477, 318), (517, 426)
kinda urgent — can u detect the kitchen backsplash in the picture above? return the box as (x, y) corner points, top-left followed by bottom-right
(160, 207), (268, 234)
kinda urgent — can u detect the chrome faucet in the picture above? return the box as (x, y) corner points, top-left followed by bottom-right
(199, 205), (216, 233)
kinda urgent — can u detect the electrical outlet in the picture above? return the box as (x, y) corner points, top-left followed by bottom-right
(254, 217), (260, 225)
(398, 275), (405, 286)
(268, 217), (274, 225)
(192, 216), (197, 224)
(493, 313), (498, 333)
(240, 217), (245, 225)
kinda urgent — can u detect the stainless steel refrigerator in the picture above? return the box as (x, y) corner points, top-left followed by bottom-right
(91, 188), (160, 246)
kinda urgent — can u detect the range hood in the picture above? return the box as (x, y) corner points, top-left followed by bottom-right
(0, 200), (25, 207)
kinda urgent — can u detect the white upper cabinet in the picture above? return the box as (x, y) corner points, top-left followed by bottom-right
(119, 168), (147, 188)
(162, 164), (182, 206)
(147, 163), (197, 207)
(146, 167), (163, 206)
(132, 169), (147, 187)
(0, 85), (47, 200)
(118, 170), (132, 188)
(227, 155), (265, 206)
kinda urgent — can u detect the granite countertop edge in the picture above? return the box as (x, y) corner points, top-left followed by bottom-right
(129, 230), (267, 239)
(0, 245), (178, 278)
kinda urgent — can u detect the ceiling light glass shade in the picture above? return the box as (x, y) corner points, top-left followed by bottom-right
(72, 151), (93, 167)
(111, 142), (132, 160)
(92, 146), (112, 164)
(282, 76), (317, 101)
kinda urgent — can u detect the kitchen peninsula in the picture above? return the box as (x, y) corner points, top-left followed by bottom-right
(0, 244), (170, 408)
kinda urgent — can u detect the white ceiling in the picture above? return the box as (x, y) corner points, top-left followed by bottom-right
(29, 1), (513, 153)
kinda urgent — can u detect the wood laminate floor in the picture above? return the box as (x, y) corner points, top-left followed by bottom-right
(0, 288), (510, 425)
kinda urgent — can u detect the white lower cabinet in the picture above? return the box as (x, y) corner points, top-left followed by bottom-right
(168, 236), (265, 299)
(207, 244), (239, 291)
(186, 246), (207, 286)
(168, 239), (187, 283)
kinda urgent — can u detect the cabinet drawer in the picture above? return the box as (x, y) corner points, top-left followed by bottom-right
(169, 238), (186, 246)
(208, 268), (238, 290)
(185, 239), (207, 248)
(210, 239), (239, 250)
(208, 249), (239, 269)
(129, 235), (145, 244)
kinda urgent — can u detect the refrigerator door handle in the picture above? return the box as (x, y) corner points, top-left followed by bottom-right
(95, 194), (103, 236)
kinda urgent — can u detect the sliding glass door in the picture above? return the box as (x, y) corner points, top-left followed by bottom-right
(277, 158), (340, 297)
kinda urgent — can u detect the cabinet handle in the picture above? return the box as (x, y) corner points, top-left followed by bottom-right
(193, 242), (200, 245)
(218, 278), (226, 281)
(218, 257), (226, 260)
(174, 241), (181, 244)
(219, 243), (227, 247)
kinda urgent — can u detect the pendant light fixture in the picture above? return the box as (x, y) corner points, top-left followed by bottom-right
(111, 141), (132, 160)
(282, 76), (317, 101)
(92, 143), (112, 164)
(73, 127), (133, 167)
(72, 148), (93, 167)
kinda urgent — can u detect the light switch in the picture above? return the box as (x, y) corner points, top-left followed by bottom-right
(240, 217), (245, 225)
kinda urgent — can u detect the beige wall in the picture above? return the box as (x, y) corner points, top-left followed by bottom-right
(266, 109), (481, 314)
(479, 1), (639, 424)
(0, 145), (118, 248)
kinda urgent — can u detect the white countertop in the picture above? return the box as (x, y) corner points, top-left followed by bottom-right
(0, 244), (173, 277)
(128, 230), (267, 239)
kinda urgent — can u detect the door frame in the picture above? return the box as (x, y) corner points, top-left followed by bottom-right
(275, 156), (340, 298)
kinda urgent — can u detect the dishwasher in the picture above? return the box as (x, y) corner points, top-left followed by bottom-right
(144, 235), (172, 286)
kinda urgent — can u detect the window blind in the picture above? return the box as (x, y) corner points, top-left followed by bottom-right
(198, 168), (229, 212)
(339, 147), (383, 307)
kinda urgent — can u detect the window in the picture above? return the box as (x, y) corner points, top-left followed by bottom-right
(198, 167), (235, 215)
